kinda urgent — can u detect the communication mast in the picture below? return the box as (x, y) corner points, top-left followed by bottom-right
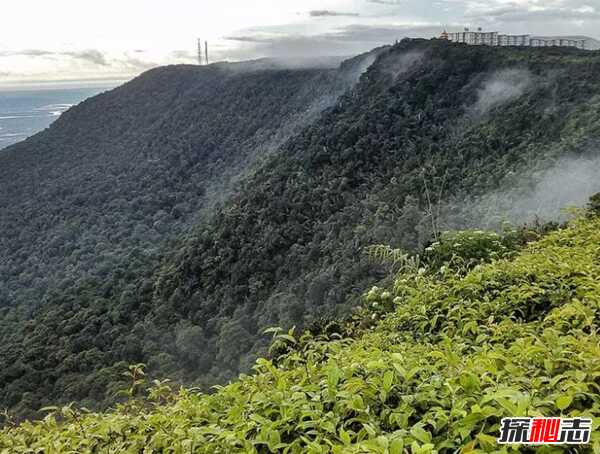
(197, 39), (209, 65)
(197, 38), (203, 65)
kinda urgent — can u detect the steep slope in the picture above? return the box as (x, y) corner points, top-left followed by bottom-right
(3, 203), (600, 452)
(2, 39), (600, 420)
(0, 59), (369, 418)
(150, 40), (600, 383)
(0, 61), (359, 310)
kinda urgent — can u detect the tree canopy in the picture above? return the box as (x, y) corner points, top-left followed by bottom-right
(1, 39), (600, 420)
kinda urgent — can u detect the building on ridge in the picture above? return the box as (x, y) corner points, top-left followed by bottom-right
(441, 28), (587, 50)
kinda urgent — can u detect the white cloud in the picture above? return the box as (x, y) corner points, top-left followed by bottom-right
(309, 10), (360, 17)
(0, 0), (598, 85)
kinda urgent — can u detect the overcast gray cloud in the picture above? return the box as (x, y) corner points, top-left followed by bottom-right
(458, 0), (600, 26)
(224, 34), (352, 59)
(1, 48), (108, 65)
(116, 55), (158, 71)
(309, 10), (360, 17)
(19, 49), (54, 57)
(223, 23), (441, 60)
(2, 0), (599, 84)
(218, 0), (599, 63)
(0, 47), (158, 84)
(69, 50), (108, 66)
(329, 23), (441, 42)
(0, 49), (50, 57)
(171, 50), (194, 59)
(490, 8), (600, 22)
(466, 2), (600, 22)
(366, 0), (404, 4)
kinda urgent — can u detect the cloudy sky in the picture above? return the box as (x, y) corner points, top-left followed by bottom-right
(1, 0), (599, 86)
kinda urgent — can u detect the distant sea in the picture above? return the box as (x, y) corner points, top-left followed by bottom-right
(0, 84), (119, 150)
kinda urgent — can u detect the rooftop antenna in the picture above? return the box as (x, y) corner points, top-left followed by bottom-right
(205, 40), (209, 65)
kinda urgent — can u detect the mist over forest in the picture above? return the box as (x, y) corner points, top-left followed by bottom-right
(1, 39), (600, 424)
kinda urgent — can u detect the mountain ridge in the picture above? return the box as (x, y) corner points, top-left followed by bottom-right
(148, 39), (600, 384)
(1, 39), (600, 420)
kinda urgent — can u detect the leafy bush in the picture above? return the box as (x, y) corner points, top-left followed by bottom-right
(425, 230), (509, 269)
(423, 226), (543, 273)
(588, 192), (600, 215)
(3, 215), (600, 452)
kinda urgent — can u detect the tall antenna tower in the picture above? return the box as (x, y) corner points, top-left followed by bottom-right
(205, 41), (209, 65)
(197, 38), (203, 65)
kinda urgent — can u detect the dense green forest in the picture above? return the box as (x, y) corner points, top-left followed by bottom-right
(3, 198), (600, 452)
(1, 39), (600, 420)
(0, 56), (370, 418)
(0, 57), (363, 311)
(151, 41), (600, 386)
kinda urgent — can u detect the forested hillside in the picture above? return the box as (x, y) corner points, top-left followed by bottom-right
(1, 39), (600, 420)
(0, 59), (360, 311)
(0, 57), (369, 418)
(150, 40), (600, 386)
(3, 199), (600, 452)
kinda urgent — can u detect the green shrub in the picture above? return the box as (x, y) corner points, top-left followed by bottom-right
(2, 215), (600, 452)
(588, 193), (600, 216)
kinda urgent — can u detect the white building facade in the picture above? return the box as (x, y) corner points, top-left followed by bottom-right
(445, 29), (587, 50)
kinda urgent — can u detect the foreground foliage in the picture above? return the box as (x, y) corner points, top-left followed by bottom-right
(3, 214), (600, 453)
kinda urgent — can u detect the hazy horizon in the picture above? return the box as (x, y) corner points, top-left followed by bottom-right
(0, 78), (127, 92)
(0, 83), (119, 149)
(2, 0), (599, 85)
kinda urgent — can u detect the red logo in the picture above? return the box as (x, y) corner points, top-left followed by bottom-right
(530, 418), (561, 443)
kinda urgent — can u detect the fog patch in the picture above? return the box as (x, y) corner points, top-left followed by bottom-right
(444, 154), (600, 230)
(216, 56), (346, 73)
(472, 69), (533, 115)
(379, 51), (425, 79)
(214, 48), (384, 87)
(343, 52), (377, 84)
(200, 54), (374, 209)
